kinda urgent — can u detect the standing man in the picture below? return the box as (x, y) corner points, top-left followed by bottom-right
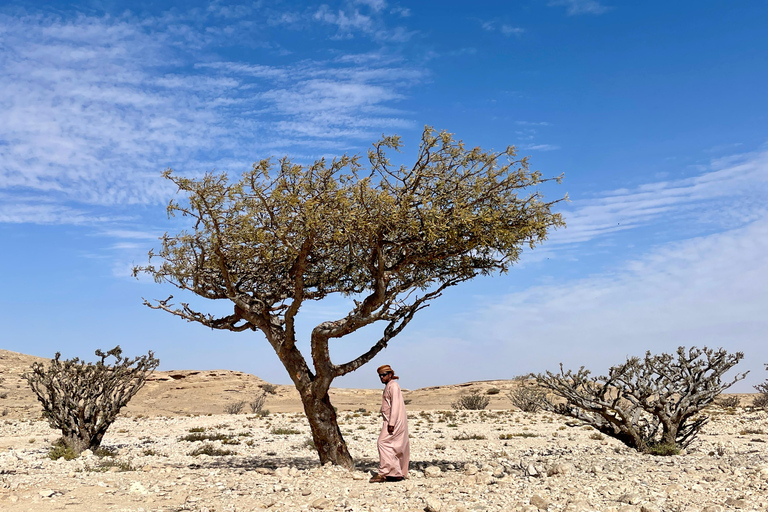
(370, 364), (410, 483)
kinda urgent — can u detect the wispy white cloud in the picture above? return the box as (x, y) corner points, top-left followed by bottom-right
(458, 212), (768, 390)
(355, 0), (387, 12)
(0, 11), (423, 226)
(548, 0), (611, 16)
(481, 20), (525, 37)
(521, 143), (560, 151)
(268, 1), (414, 42)
(554, 149), (768, 245)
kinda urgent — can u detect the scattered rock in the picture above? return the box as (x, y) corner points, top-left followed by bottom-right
(530, 494), (550, 510)
(128, 482), (148, 495)
(724, 498), (747, 509)
(424, 495), (443, 512)
(547, 463), (574, 477)
(424, 466), (442, 478)
(311, 497), (332, 509)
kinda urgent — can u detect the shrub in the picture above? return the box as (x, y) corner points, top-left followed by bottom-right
(486, 388), (501, 395)
(507, 377), (547, 413)
(179, 432), (232, 442)
(49, 438), (79, 461)
(271, 427), (301, 435)
(453, 432), (486, 441)
(753, 364), (768, 409)
(224, 400), (246, 414)
(189, 443), (236, 457)
(249, 391), (267, 414)
(259, 383), (278, 395)
(25, 346), (159, 454)
(537, 346), (746, 455)
(451, 392), (490, 410)
(717, 395), (739, 408)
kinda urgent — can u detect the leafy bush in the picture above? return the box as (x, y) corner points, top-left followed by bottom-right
(25, 346), (159, 454)
(189, 443), (236, 456)
(754, 364), (768, 409)
(49, 438), (78, 461)
(179, 432), (232, 442)
(271, 427), (301, 435)
(537, 346), (746, 454)
(259, 383), (278, 395)
(507, 377), (547, 413)
(451, 392), (490, 410)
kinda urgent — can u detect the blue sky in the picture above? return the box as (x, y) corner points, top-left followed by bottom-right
(1, 1), (767, 392)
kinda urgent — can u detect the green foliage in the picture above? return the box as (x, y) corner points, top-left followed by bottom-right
(188, 443), (236, 457)
(49, 438), (78, 460)
(452, 392), (490, 410)
(645, 442), (680, 456)
(271, 427), (301, 435)
(259, 383), (278, 395)
(25, 347), (159, 454)
(179, 432), (232, 442)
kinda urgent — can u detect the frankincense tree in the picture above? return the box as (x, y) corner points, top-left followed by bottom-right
(25, 346), (159, 454)
(754, 364), (768, 409)
(537, 346), (746, 454)
(135, 126), (565, 467)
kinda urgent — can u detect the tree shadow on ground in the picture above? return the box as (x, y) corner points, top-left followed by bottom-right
(177, 455), (472, 473)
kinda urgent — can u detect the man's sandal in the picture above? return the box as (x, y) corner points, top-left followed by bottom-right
(369, 474), (387, 483)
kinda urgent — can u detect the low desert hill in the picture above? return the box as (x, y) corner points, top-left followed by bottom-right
(0, 349), (525, 418)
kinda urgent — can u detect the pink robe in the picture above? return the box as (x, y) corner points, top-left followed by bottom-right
(377, 379), (410, 477)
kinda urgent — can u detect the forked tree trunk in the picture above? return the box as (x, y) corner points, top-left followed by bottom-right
(275, 340), (355, 468)
(300, 390), (354, 469)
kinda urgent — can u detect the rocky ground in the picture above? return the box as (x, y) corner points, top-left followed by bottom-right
(2, 349), (766, 512)
(1, 406), (767, 512)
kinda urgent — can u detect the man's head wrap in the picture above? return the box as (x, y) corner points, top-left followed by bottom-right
(377, 364), (398, 379)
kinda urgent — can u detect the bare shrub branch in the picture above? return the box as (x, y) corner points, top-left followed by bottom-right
(25, 346), (159, 454)
(754, 364), (768, 409)
(249, 391), (267, 413)
(507, 376), (547, 413)
(537, 346), (746, 454)
(452, 392), (490, 410)
(224, 400), (246, 414)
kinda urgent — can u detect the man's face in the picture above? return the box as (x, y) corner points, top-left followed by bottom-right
(378, 371), (392, 384)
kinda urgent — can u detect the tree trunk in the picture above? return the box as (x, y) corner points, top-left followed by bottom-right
(301, 389), (354, 469)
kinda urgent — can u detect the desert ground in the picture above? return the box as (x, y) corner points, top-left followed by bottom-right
(1, 349), (766, 512)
